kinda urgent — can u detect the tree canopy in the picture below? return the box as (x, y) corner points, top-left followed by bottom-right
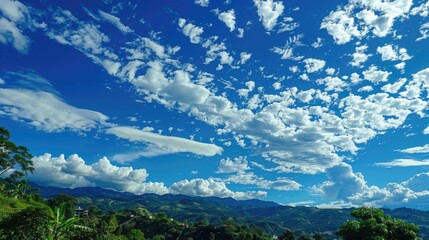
(336, 207), (421, 240)
(0, 127), (33, 183)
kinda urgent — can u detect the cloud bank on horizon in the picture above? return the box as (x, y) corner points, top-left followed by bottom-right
(1, 0), (429, 209)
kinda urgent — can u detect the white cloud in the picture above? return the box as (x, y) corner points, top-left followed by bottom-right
(222, 171), (301, 191)
(240, 52), (251, 64)
(303, 58), (326, 73)
(311, 163), (366, 200)
(322, 0), (413, 44)
(218, 9), (236, 32)
(321, 10), (362, 45)
(217, 156), (250, 173)
(312, 163), (429, 209)
(98, 10), (133, 33)
(397, 144), (429, 154)
(106, 126), (223, 157)
(316, 76), (347, 92)
(362, 65), (391, 83)
(178, 18), (204, 44)
(46, 9), (120, 75)
(253, 0), (284, 31)
(272, 35), (303, 60)
(0, 0), (30, 53)
(375, 159), (429, 167)
(169, 178), (267, 200)
(382, 78), (406, 94)
(350, 45), (371, 67)
(0, 88), (108, 132)
(29, 153), (169, 195)
(194, 0), (209, 7)
(377, 44), (411, 61)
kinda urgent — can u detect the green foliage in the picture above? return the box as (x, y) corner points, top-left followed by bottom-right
(50, 202), (81, 240)
(0, 127), (33, 182)
(47, 193), (79, 219)
(337, 207), (422, 240)
(127, 229), (145, 240)
(0, 206), (51, 239)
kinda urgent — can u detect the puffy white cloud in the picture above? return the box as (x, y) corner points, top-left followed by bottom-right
(403, 173), (429, 192)
(377, 44), (411, 61)
(321, 10), (361, 45)
(303, 58), (326, 73)
(240, 52), (252, 64)
(0, 88), (108, 132)
(106, 126), (223, 157)
(98, 10), (133, 33)
(322, 0), (413, 44)
(169, 178), (267, 200)
(194, 0), (209, 7)
(29, 153), (169, 195)
(311, 163), (367, 200)
(316, 76), (346, 92)
(218, 9), (236, 32)
(0, 0), (30, 53)
(362, 65), (391, 83)
(400, 67), (429, 99)
(312, 163), (429, 209)
(178, 18), (204, 44)
(217, 156), (250, 173)
(253, 0), (284, 31)
(350, 45), (371, 67)
(381, 78), (406, 94)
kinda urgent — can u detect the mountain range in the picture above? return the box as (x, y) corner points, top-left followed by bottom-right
(35, 184), (429, 238)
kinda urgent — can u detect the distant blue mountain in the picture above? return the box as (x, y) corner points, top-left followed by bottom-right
(34, 183), (429, 238)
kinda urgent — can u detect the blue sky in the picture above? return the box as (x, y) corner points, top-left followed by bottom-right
(2, 0), (429, 209)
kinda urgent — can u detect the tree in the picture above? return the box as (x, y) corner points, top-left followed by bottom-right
(337, 207), (422, 240)
(278, 229), (296, 240)
(47, 193), (79, 219)
(0, 206), (51, 239)
(50, 202), (81, 240)
(127, 229), (145, 240)
(0, 127), (33, 182)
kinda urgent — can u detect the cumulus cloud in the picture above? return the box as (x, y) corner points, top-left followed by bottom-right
(303, 58), (326, 73)
(29, 153), (169, 195)
(98, 10), (133, 33)
(350, 45), (371, 67)
(178, 18), (204, 44)
(0, 0), (31, 53)
(253, 0), (284, 31)
(322, 0), (413, 44)
(240, 52), (251, 64)
(312, 163), (429, 209)
(217, 156), (250, 173)
(218, 9), (236, 32)
(169, 178), (267, 200)
(377, 44), (411, 61)
(362, 65), (391, 83)
(106, 126), (223, 157)
(194, 0), (209, 7)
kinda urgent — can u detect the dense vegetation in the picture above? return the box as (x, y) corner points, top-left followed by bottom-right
(0, 127), (425, 239)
